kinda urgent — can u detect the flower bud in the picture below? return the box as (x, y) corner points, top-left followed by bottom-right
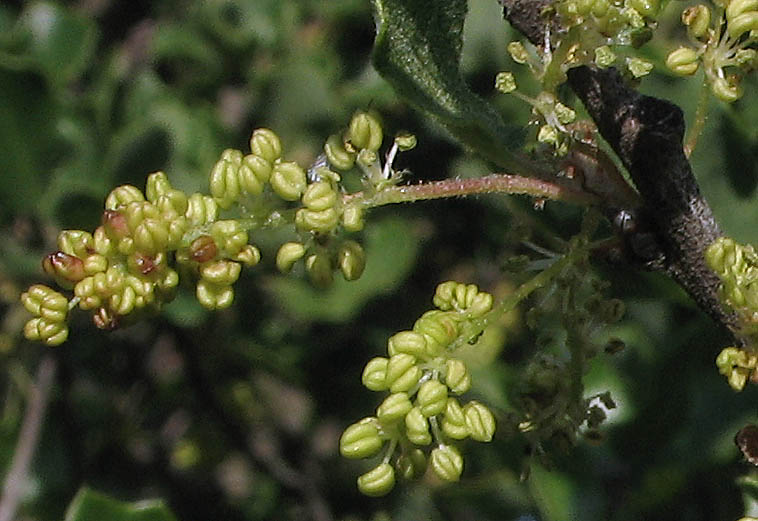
(305, 253), (334, 288)
(347, 112), (383, 152)
(232, 245), (261, 267)
(57, 230), (94, 258)
(727, 0), (758, 22)
(417, 380), (448, 417)
(270, 161), (307, 201)
(413, 310), (460, 356)
(200, 260), (242, 286)
(394, 132), (417, 151)
(385, 354), (422, 393)
(324, 134), (356, 170)
(506, 41), (529, 64)
(209, 151), (242, 209)
(463, 401), (496, 442)
(376, 392), (413, 423)
(239, 154), (272, 195)
(341, 204), (365, 232)
(728, 11), (758, 39)
(21, 285), (69, 322)
(295, 208), (340, 234)
(210, 220), (249, 257)
(665, 47), (700, 76)
(196, 280), (235, 310)
(445, 359), (471, 394)
(495, 71), (517, 94)
(276, 242), (306, 273)
(387, 331), (428, 358)
(357, 463), (395, 497)
(109, 285), (137, 315)
(24, 317), (69, 346)
(145, 171), (173, 202)
(337, 240), (366, 281)
(302, 181), (337, 211)
(185, 193), (218, 226)
(42, 252), (86, 287)
(682, 5), (710, 39)
(711, 76), (743, 103)
(592, 0), (609, 17)
(629, 0), (659, 17)
(441, 398), (469, 440)
(362, 357), (389, 391)
(340, 418), (383, 459)
(430, 445), (463, 482)
(405, 406), (432, 445)
(93, 226), (112, 256)
(105, 184), (144, 210)
(249, 128), (282, 163)
(395, 448), (427, 480)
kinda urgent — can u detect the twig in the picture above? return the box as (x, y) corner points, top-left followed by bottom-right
(0, 356), (57, 521)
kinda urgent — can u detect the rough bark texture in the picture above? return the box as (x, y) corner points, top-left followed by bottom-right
(500, 0), (738, 336)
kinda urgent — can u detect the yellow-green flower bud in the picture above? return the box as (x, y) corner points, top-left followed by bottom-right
(82, 254), (108, 276)
(507, 41), (529, 64)
(444, 359), (471, 395)
(109, 285), (137, 315)
(210, 220), (248, 257)
(394, 132), (417, 152)
(93, 226), (112, 256)
(362, 357), (389, 391)
(537, 124), (559, 145)
(74, 277), (102, 310)
(155, 191), (188, 220)
(594, 46), (616, 68)
(196, 280), (235, 310)
(249, 128), (282, 163)
(727, 0), (758, 22)
(145, 171), (173, 202)
(302, 181), (337, 211)
(430, 445), (463, 482)
(342, 204), (365, 232)
(200, 260), (242, 286)
(105, 185), (144, 210)
(324, 134), (356, 170)
(711, 76), (743, 103)
(728, 11), (758, 39)
(57, 230), (94, 259)
(417, 380), (448, 417)
(682, 5), (711, 39)
(387, 331), (428, 358)
(305, 253), (334, 288)
(716, 346), (757, 391)
(593, 0), (609, 17)
(495, 71), (517, 94)
(21, 285), (69, 322)
(185, 193), (218, 226)
(665, 47), (700, 76)
(628, 0), (659, 17)
(405, 406), (432, 445)
(232, 245), (261, 267)
(357, 462), (395, 497)
(376, 392), (413, 423)
(413, 311), (460, 356)
(239, 154), (272, 195)
(395, 448), (427, 480)
(441, 398), (469, 440)
(276, 242), (306, 273)
(340, 418), (384, 459)
(133, 219), (170, 255)
(626, 57), (654, 78)
(463, 401), (496, 442)
(295, 208), (340, 234)
(347, 112), (383, 152)
(24, 317), (69, 346)
(337, 240), (366, 281)
(209, 150), (242, 210)
(433, 282), (493, 317)
(270, 161), (307, 201)
(385, 354), (422, 393)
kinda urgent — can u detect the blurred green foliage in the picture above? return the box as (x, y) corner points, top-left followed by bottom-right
(1, 1), (758, 520)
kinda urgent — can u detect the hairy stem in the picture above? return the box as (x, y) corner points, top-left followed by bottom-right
(344, 173), (601, 209)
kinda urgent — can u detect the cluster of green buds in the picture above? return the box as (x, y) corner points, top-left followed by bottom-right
(665, 0), (758, 102)
(552, 0), (657, 76)
(495, 72), (578, 155)
(339, 282), (497, 496)
(21, 112), (417, 345)
(706, 236), (758, 389)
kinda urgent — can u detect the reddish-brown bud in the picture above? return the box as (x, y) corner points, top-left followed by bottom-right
(102, 209), (129, 239)
(93, 307), (118, 330)
(42, 252), (86, 283)
(190, 235), (218, 263)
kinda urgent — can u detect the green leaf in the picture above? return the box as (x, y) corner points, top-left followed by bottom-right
(371, 0), (529, 172)
(64, 487), (178, 521)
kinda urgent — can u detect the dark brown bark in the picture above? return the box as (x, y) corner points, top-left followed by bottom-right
(500, 0), (738, 337)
